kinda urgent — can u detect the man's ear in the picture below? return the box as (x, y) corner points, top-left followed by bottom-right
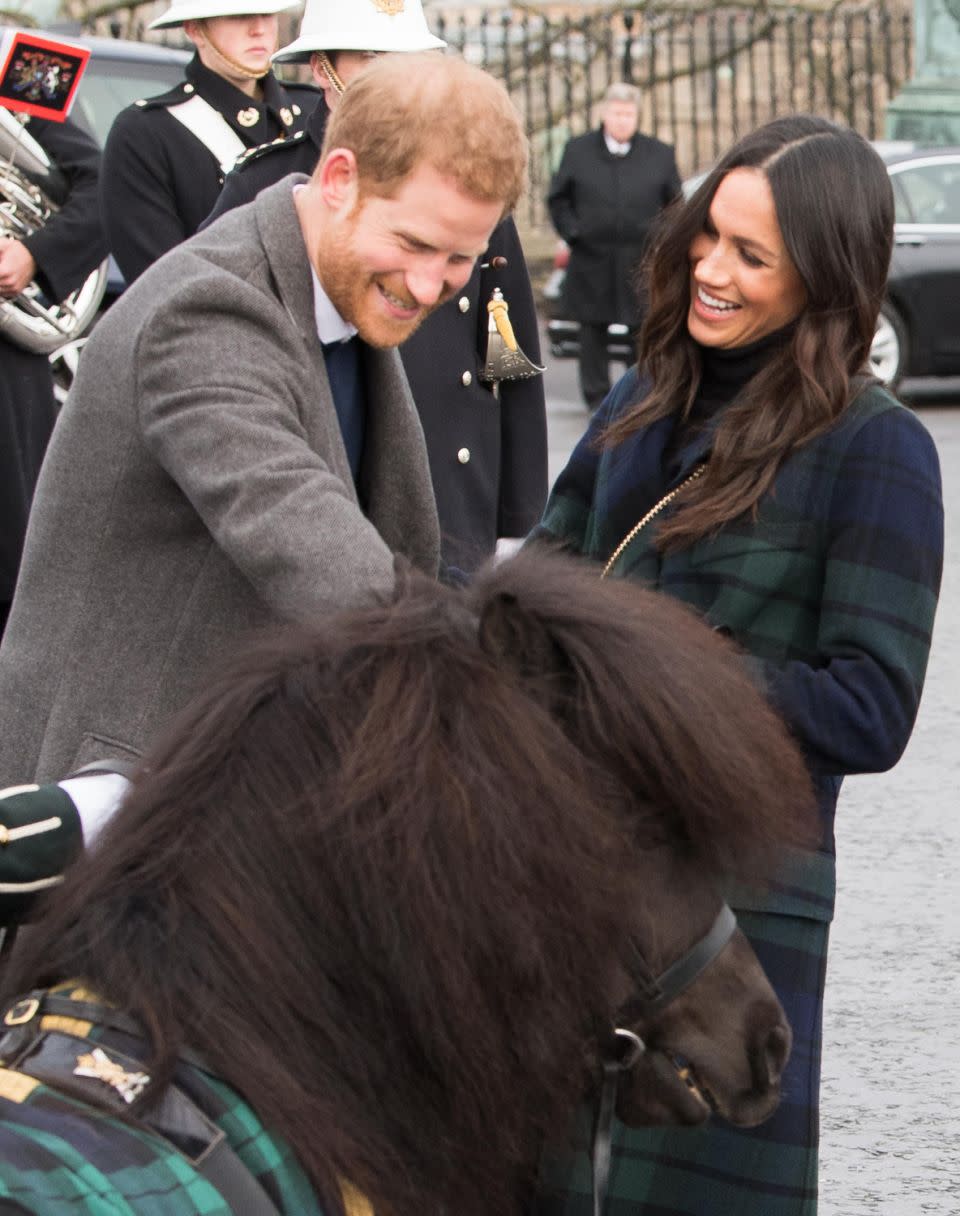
(317, 148), (359, 214)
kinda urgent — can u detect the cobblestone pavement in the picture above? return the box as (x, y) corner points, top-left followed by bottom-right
(541, 349), (960, 1214)
(820, 404), (960, 1216)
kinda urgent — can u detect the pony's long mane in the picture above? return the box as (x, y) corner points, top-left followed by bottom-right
(3, 551), (814, 1216)
(472, 553), (814, 875)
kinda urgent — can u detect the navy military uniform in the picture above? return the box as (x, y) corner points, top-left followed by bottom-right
(207, 104), (548, 572)
(1, 114), (107, 638)
(100, 53), (318, 284)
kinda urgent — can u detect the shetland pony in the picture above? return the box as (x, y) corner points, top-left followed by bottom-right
(0, 551), (815, 1216)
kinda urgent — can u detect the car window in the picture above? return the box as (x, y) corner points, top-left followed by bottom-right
(890, 175), (916, 224)
(891, 160), (960, 226)
(73, 58), (187, 145)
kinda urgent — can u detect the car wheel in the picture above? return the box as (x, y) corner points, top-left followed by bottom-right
(870, 303), (907, 388)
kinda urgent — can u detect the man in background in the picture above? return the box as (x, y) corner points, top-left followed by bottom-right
(548, 82), (680, 410)
(0, 53), (528, 786)
(208, 0), (547, 572)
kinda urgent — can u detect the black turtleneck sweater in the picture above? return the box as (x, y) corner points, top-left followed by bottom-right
(665, 326), (794, 472)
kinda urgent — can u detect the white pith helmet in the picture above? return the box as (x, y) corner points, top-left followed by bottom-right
(148, 0), (300, 31)
(272, 0), (446, 64)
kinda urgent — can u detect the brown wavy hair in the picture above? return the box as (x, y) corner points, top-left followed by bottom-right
(605, 115), (895, 552)
(3, 552), (813, 1216)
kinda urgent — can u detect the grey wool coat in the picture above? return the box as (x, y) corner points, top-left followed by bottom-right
(0, 176), (440, 786)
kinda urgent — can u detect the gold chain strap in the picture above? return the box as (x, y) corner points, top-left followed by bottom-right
(600, 465), (706, 579)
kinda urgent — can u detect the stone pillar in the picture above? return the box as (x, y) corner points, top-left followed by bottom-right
(886, 0), (960, 142)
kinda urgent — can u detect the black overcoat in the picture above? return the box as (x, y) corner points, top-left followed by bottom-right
(547, 127), (680, 325)
(0, 114), (107, 602)
(99, 53), (317, 283)
(207, 108), (548, 571)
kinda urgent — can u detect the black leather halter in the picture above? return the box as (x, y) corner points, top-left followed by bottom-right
(592, 903), (738, 1216)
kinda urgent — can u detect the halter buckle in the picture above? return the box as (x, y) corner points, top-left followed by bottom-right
(3, 997), (39, 1026)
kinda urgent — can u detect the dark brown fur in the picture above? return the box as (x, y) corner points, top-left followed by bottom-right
(2, 551), (815, 1216)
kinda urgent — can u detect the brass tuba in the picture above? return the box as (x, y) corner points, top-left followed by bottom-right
(0, 106), (107, 355)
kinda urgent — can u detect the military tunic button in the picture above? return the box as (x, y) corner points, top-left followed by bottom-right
(279, 107), (293, 127)
(458, 297), (470, 313)
(293, 104), (301, 115)
(183, 83), (195, 94)
(135, 99), (147, 107)
(461, 371), (472, 386)
(458, 448), (471, 464)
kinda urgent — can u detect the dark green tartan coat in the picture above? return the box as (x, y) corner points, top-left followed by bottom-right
(531, 370), (943, 1215)
(0, 987), (333, 1215)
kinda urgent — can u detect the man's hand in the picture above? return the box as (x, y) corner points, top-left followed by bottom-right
(0, 238), (37, 297)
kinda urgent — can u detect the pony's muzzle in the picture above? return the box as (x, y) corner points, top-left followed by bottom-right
(754, 1021), (791, 1090)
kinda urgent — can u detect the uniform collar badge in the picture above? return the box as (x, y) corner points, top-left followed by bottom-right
(74, 1047), (150, 1104)
(237, 106), (259, 127)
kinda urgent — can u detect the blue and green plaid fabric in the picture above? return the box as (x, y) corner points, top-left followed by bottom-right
(0, 996), (327, 1215)
(531, 369), (943, 1214)
(534, 370), (942, 901)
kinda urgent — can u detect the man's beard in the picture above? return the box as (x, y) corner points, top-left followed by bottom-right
(316, 224), (448, 349)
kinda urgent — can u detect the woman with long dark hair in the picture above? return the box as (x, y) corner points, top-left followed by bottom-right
(533, 115), (944, 1214)
(0, 552), (815, 1215)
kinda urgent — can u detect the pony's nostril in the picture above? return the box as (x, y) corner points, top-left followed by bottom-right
(762, 1024), (791, 1085)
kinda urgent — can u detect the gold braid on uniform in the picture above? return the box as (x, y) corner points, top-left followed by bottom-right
(315, 51), (346, 97)
(488, 293), (519, 351)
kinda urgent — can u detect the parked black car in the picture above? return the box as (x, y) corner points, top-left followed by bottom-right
(69, 34), (190, 145)
(878, 144), (960, 387)
(545, 142), (960, 391)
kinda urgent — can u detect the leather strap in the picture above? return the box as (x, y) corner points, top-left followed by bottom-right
(592, 1057), (620, 1216)
(591, 1030), (644, 1216)
(2, 990), (214, 1082)
(0, 990), (282, 1214)
(622, 903), (738, 1018)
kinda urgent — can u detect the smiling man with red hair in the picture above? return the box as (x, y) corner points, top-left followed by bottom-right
(0, 53), (529, 787)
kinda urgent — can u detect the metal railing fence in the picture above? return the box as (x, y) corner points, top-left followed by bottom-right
(59, 2), (914, 232)
(431, 3), (913, 229)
